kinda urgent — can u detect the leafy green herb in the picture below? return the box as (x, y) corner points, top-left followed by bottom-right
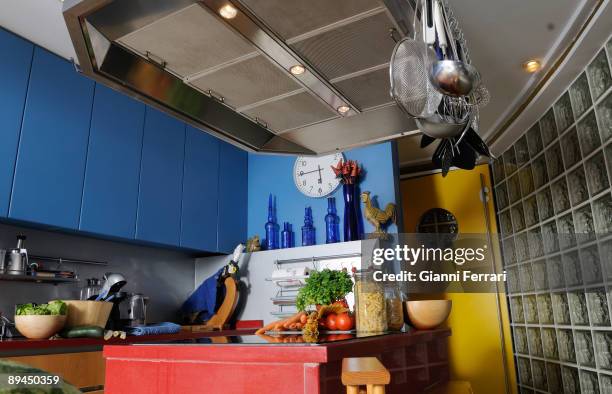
(296, 269), (353, 311)
(16, 300), (67, 316)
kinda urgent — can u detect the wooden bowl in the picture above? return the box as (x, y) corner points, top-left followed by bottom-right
(14, 315), (66, 339)
(404, 300), (452, 330)
(64, 300), (113, 328)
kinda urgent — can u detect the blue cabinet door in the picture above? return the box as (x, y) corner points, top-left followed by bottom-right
(136, 107), (185, 246)
(180, 126), (219, 251)
(9, 48), (94, 229)
(0, 29), (33, 217)
(217, 142), (248, 253)
(80, 84), (145, 238)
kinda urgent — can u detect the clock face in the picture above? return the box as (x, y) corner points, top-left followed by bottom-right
(293, 153), (344, 198)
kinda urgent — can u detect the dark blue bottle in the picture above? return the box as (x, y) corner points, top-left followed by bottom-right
(281, 222), (294, 249)
(302, 207), (316, 246)
(325, 197), (340, 243)
(264, 194), (279, 250)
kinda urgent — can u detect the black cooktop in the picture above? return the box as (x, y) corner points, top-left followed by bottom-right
(133, 331), (397, 346)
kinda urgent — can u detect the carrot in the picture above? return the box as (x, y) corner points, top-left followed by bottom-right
(300, 314), (307, 324)
(256, 318), (288, 334)
(282, 312), (305, 329)
(255, 312), (306, 334)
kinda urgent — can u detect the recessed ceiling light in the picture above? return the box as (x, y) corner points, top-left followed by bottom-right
(337, 105), (350, 115)
(523, 59), (542, 73)
(290, 65), (305, 75)
(219, 4), (238, 19)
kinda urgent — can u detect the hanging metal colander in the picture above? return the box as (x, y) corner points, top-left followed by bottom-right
(389, 37), (442, 118)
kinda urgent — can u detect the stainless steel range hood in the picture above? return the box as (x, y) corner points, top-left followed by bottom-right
(63, 0), (420, 155)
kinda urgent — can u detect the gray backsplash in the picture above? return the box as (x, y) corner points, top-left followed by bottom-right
(0, 222), (196, 323)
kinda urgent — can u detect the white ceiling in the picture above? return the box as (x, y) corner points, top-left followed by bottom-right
(0, 0), (605, 166)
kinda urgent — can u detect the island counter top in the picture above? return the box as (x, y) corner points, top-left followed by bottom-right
(103, 328), (451, 394)
(0, 329), (257, 357)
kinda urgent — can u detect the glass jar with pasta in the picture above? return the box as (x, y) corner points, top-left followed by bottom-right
(354, 269), (387, 333)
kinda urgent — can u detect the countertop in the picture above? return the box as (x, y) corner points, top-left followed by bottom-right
(104, 328), (451, 363)
(0, 329), (256, 357)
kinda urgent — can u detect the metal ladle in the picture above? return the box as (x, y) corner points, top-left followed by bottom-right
(428, 0), (479, 97)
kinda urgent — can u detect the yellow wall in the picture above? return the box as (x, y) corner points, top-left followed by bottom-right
(401, 164), (516, 394)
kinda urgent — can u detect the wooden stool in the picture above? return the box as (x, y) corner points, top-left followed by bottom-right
(341, 357), (390, 394)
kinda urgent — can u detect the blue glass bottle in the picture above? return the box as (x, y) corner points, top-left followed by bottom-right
(264, 194), (279, 250)
(325, 197), (340, 243)
(301, 207), (316, 246)
(281, 222), (294, 249)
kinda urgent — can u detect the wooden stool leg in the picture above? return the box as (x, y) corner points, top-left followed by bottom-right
(372, 385), (385, 394)
(347, 385), (359, 394)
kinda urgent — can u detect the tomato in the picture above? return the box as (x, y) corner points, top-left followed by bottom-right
(325, 313), (338, 330)
(335, 312), (355, 331)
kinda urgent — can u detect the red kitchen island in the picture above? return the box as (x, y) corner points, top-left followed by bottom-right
(103, 329), (450, 394)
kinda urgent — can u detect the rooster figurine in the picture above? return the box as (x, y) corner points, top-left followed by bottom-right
(361, 191), (396, 238)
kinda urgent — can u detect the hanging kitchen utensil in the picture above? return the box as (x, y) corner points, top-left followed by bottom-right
(389, 37), (442, 118)
(451, 139), (478, 170)
(428, 2), (479, 97)
(389, 0), (442, 118)
(416, 112), (467, 139)
(433, 0), (448, 58)
(422, 0), (436, 46)
(432, 139), (454, 176)
(462, 128), (493, 157)
(430, 60), (479, 97)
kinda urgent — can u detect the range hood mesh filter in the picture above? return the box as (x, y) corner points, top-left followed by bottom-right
(290, 12), (396, 80)
(189, 55), (303, 109)
(243, 92), (337, 133)
(333, 67), (393, 110)
(240, 0), (382, 40)
(118, 4), (255, 78)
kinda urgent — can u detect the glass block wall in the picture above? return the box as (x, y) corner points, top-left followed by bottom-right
(492, 37), (612, 393)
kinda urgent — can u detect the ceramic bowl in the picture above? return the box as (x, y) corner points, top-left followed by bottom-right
(404, 300), (452, 330)
(14, 314), (66, 339)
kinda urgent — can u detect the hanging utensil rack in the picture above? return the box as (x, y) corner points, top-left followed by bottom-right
(0, 255), (108, 285)
(0, 273), (79, 285)
(29, 255), (108, 266)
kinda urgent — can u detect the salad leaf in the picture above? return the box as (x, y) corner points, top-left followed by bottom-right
(296, 269), (353, 311)
(47, 300), (67, 315)
(16, 300), (67, 316)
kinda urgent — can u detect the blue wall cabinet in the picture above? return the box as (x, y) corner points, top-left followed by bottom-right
(9, 48), (94, 229)
(0, 29), (33, 217)
(80, 84), (146, 238)
(136, 107), (185, 246)
(180, 126), (220, 251)
(218, 142), (248, 253)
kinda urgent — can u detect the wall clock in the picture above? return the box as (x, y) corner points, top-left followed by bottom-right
(293, 153), (344, 198)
